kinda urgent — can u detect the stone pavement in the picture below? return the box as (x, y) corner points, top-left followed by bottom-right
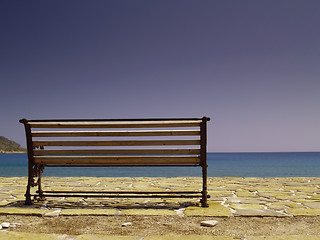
(1, 177), (320, 239)
(1, 177), (320, 217)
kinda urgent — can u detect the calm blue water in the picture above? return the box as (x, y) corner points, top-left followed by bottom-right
(1, 152), (320, 177)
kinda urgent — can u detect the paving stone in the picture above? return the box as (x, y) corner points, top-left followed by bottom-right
(234, 209), (286, 217)
(0, 231), (70, 240)
(235, 191), (259, 198)
(60, 208), (119, 216)
(289, 188), (318, 194)
(230, 204), (266, 210)
(302, 201), (320, 209)
(292, 198), (314, 203)
(310, 195), (320, 200)
(121, 209), (176, 216)
(208, 196), (225, 201)
(287, 208), (320, 216)
(267, 201), (304, 211)
(268, 195), (297, 201)
(185, 202), (232, 216)
(0, 207), (48, 216)
(208, 190), (234, 197)
(227, 198), (268, 204)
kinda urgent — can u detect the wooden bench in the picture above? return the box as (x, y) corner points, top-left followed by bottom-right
(20, 117), (210, 207)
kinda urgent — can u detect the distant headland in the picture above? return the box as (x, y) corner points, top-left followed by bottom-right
(0, 136), (26, 153)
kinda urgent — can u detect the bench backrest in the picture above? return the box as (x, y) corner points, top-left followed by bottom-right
(20, 117), (209, 167)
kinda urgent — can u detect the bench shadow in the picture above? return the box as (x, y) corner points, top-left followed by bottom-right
(2, 198), (198, 210)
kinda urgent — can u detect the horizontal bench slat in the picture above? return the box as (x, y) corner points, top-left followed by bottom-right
(34, 149), (200, 156)
(29, 120), (201, 128)
(43, 164), (200, 167)
(33, 140), (200, 147)
(32, 130), (200, 137)
(34, 156), (201, 165)
(42, 190), (201, 194)
(36, 194), (203, 198)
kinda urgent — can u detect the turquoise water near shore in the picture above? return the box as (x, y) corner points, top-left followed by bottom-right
(1, 152), (320, 177)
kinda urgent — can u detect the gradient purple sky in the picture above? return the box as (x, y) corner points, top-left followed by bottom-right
(1, 0), (320, 152)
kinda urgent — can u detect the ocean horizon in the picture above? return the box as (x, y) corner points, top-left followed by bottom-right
(1, 152), (320, 178)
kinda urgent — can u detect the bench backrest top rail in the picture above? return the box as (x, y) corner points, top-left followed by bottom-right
(20, 117), (209, 122)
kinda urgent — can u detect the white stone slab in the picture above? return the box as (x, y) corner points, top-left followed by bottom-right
(200, 220), (218, 227)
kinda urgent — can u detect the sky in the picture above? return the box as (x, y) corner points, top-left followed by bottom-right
(1, 0), (320, 152)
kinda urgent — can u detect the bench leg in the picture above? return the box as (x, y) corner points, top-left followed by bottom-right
(37, 166), (46, 201)
(201, 164), (209, 207)
(24, 174), (33, 205)
(201, 192), (208, 207)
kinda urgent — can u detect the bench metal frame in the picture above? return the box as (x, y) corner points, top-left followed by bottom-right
(20, 117), (210, 207)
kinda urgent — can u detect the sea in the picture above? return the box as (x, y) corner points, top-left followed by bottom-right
(1, 152), (320, 178)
